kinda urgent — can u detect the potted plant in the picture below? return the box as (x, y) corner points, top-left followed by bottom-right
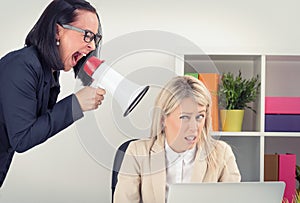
(219, 70), (261, 131)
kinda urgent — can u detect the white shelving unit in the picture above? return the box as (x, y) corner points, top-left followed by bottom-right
(176, 54), (300, 182)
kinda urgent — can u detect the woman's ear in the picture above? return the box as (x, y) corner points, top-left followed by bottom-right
(56, 24), (63, 41)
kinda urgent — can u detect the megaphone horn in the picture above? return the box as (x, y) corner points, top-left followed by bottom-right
(83, 56), (149, 117)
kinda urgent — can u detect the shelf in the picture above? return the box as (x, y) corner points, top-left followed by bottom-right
(179, 53), (300, 182)
(212, 131), (300, 137)
(212, 131), (263, 137)
(263, 132), (300, 137)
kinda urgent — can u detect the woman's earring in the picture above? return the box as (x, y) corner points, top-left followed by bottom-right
(56, 40), (60, 46)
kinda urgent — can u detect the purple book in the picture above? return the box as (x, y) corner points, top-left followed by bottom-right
(265, 114), (300, 132)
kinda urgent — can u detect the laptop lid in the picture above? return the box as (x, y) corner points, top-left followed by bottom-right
(167, 182), (285, 203)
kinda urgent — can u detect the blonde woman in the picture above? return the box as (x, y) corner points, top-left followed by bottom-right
(114, 75), (241, 203)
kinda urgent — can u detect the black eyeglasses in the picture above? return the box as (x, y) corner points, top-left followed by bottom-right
(60, 24), (102, 45)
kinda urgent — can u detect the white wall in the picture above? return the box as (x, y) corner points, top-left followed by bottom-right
(1, 0), (300, 202)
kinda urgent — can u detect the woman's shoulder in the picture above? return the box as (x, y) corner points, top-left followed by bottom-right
(1, 46), (38, 60)
(212, 139), (234, 154)
(1, 46), (41, 69)
(125, 137), (156, 155)
(0, 46), (43, 78)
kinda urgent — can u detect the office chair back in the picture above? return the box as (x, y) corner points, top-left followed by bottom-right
(111, 139), (138, 202)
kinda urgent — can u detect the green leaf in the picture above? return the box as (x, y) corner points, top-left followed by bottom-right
(219, 70), (261, 113)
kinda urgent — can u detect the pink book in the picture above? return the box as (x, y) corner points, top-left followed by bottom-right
(265, 97), (300, 114)
(278, 154), (296, 203)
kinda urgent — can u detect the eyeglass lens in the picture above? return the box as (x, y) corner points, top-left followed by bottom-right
(84, 31), (101, 44)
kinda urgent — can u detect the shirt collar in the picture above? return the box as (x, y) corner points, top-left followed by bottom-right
(165, 140), (197, 165)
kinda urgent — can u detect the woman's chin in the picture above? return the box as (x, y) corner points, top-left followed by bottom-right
(63, 64), (73, 72)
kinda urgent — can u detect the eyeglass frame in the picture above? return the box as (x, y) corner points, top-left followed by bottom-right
(59, 24), (102, 45)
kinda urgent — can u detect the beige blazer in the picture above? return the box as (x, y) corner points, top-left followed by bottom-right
(114, 136), (241, 203)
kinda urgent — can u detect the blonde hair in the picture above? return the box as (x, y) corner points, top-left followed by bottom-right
(150, 75), (217, 166)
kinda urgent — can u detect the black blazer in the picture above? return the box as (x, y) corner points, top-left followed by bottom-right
(0, 46), (83, 187)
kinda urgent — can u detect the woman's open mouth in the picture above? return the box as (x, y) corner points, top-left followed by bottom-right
(72, 52), (86, 66)
(185, 136), (196, 141)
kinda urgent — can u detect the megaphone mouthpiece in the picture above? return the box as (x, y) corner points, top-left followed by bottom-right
(84, 57), (104, 77)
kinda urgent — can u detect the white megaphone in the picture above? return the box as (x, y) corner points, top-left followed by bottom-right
(83, 56), (149, 117)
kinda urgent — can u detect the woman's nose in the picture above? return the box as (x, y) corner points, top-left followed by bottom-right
(188, 119), (198, 131)
(87, 41), (96, 51)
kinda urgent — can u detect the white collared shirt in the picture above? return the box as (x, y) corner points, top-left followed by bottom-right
(165, 141), (197, 200)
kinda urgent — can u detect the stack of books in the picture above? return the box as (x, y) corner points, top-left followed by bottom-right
(264, 153), (296, 202)
(265, 97), (300, 132)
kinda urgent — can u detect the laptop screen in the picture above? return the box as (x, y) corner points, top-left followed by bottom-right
(167, 182), (285, 203)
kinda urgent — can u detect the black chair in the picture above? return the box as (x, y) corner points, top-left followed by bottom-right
(111, 139), (138, 202)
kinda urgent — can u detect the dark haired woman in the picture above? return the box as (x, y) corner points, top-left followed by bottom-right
(0, 0), (105, 187)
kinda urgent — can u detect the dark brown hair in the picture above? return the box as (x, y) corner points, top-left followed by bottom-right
(25, 0), (101, 71)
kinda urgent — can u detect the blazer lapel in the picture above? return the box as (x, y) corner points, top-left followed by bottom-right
(150, 136), (166, 203)
(191, 145), (208, 182)
(39, 68), (52, 114)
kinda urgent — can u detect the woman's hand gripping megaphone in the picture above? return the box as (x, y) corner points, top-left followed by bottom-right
(75, 56), (106, 112)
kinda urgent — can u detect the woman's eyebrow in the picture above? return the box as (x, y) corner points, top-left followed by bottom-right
(180, 110), (206, 114)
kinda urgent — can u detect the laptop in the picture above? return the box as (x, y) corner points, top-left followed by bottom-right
(167, 182), (285, 203)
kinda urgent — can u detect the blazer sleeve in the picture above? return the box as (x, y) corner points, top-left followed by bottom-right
(0, 53), (83, 153)
(218, 142), (241, 182)
(114, 141), (141, 203)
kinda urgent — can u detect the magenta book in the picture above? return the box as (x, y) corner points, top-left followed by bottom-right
(278, 154), (296, 203)
(265, 97), (300, 114)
